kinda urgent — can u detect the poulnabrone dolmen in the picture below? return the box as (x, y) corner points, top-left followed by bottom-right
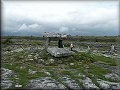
(44, 32), (75, 57)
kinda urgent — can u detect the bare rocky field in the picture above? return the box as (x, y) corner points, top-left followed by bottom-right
(1, 36), (120, 89)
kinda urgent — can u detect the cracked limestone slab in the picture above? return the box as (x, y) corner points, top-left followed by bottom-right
(47, 47), (75, 57)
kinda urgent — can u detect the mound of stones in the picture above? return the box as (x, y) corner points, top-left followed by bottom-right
(1, 68), (14, 89)
(61, 77), (80, 89)
(26, 77), (66, 89)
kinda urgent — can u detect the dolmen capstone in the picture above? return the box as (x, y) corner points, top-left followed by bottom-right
(47, 48), (75, 57)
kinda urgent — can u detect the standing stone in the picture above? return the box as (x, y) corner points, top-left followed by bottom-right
(111, 45), (115, 52)
(87, 46), (90, 52)
(70, 43), (74, 51)
(109, 45), (115, 55)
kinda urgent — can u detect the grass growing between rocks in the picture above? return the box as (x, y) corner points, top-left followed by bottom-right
(2, 63), (48, 88)
(92, 55), (117, 66)
(2, 46), (119, 89)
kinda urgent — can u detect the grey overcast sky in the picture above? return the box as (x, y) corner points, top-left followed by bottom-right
(2, 0), (119, 36)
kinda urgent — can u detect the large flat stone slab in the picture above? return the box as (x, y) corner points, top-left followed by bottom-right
(47, 48), (75, 57)
(44, 32), (67, 38)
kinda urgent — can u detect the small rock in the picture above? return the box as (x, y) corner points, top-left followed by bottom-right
(78, 73), (86, 78)
(20, 66), (26, 69)
(70, 63), (74, 66)
(86, 66), (89, 69)
(15, 77), (19, 80)
(15, 84), (22, 88)
(49, 59), (54, 63)
(38, 59), (44, 64)
(28, 58), (34, 61)
(104, 73), (120, 81)
(28, 69), (37, 75)
(44, 71), (51, 76)
(28, 55), (32, 58)
(57, 60), (62, 64)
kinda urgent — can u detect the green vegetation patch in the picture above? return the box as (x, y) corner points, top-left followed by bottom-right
(87, 64), (111, 79)
(92, 55), (117, 66)
(74, 52), (95, 63)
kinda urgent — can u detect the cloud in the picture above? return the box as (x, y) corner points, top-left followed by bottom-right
(18, 24), (27, 30)
(2, 1), (119, 36)
(18, 23), (40, 31)
(59, 27), (69, 32)
(29, 24), (39, 28)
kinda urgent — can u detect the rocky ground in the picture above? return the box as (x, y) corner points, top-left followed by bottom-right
(1, 67), (120, 89)
(1, 68), (15, 89)
(1, 39), (120, 89)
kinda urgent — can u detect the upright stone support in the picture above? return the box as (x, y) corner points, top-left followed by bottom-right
(58, 39), (63, 48)
(45, 37), (51, 50)
(48, 37), (51, 46)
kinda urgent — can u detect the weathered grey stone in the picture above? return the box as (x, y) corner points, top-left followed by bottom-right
(28, 69), (37, 75)
(37, 59), (44, 64)
(70, 63), (74, 66)
(97, 79), (120, 89)
(47, 48), (75, 57)
(1, 68), (13, 79)
(26, 77), (66, 89)
(20, 66), (26, 69)
(28, 58), (34, 61)
(34, 54), (39, 59)
(1, 80), (13, 89)
(49, 59), (54, 63)
(1, 68), (14, 89)
(15, 84), (22, 88)
(44, 32), (67, 38)
(78, 73), (86, 78)
(82, 77), (99, 89)
(104, 73), (120, 81)
(13, 48), (23, 52)
(44, 71), (51, 76)
(61, 77), (80, 89)
(28, 54), (33, 59)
